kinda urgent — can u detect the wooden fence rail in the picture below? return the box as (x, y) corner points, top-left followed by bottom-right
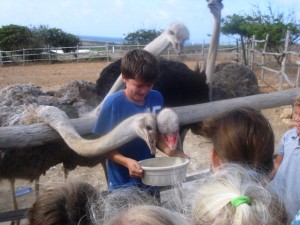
(1, 88), (299, 149)
(0, 42), (238, 65)
(1, 35), (299, 90)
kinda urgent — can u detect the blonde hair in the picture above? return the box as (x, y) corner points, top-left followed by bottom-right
(103, 205), (190, 225)
(191, 163), (287, 225)
(95, 186), (160, 223)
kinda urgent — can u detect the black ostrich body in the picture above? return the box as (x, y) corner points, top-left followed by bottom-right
(96, 59), (209, 108)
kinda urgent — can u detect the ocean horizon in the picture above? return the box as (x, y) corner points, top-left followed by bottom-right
(78, 35), (198, 45)
(77, 34), (234, 46)
(78, 35), (124, 43)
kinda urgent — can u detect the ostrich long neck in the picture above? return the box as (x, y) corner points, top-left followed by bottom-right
(206, 14), (221, 83)
(36, 106), (149, 157)
(206, 13), (221, 84)
(144, 32), (172, 56)
(206, 1), (223, 101)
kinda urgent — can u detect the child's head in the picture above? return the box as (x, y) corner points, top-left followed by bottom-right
(191, 163), (287, 225)
(293, 95), (300, 133)
(27, 181), (100, 225)
(200, 107), (274, 175)
(103, 205), (191, 225)
(121, 49), (159, 83)
(293, 95), (300, 108)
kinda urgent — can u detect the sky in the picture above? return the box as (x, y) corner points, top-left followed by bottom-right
(0, 0), (299, 44)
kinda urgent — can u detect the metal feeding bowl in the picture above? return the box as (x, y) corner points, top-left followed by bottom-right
(139, 157), (190, 186)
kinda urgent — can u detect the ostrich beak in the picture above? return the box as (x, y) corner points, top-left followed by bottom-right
(163, 133), (179, 150)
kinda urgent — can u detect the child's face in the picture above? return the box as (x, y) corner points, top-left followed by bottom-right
(122, 77), (153, 104)
(293, 105), (300, 133)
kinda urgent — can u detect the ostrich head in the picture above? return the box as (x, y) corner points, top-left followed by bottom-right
(166, 22), (190, 54)
(133, 113), (157, 155)
(156, 108), (180, 150)
(207, 0), (223, 16)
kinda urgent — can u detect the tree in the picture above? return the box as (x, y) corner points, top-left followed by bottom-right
(221, 14), (249, 64)
(0, 24), (34, 51)
(221, 4), (300, 64)
(31, 26), (80, 52)
(0, 24), (80, 63)
(124, 28), (162, 45)
(0, 24), (80, 52)
(30, 25), (51, 48)
(44, 28), (79, 51)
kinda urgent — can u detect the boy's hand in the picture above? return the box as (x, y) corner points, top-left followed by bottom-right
(127, 158), (143, 178)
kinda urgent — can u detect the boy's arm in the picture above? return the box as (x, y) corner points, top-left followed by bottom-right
(270, 154), (283, 179)
(269, 134), (286, 179)
(106, 150), (143, 178)
(156, 135), (190, 159)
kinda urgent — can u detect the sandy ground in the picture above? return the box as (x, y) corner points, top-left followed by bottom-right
(0, 60), (292, 224)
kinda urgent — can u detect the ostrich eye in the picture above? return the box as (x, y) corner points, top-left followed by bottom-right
(146, 125), (153, 131)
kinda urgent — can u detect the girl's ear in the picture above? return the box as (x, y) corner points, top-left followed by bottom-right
(210, 149), (223, 172)
(121, 74), (127, 83)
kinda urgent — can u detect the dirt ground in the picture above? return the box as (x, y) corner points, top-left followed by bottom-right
(0, 60), (293, 221)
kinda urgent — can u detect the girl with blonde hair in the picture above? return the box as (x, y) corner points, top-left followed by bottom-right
(103, 204), (191, 225)
(191, 163), (287, 225)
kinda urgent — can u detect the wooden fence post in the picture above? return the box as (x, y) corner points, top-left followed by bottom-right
(48, 45), (51, 62)
(22, 49), (25, 66)
(76, 44), (79, 62)
(260, 34), (269, 81)
(296, 61), (300, 87)
(0, 49), (2, 67)
(105, 42), (109, 61)
(279, 29), (293, 90)
(249, 35), (255, 70)
(235, 39), (239, 63)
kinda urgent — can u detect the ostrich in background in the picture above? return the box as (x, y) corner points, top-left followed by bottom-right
(206, 0), (259, 101)
(96, 58), (209, 144)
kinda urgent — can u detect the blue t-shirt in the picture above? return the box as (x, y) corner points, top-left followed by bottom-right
(93, 90), (163, 191)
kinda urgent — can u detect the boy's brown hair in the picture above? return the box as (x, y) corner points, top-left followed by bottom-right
(121, 49), (159, 83)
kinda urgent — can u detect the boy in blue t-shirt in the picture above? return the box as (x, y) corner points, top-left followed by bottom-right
(93, 49), (188, 197)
